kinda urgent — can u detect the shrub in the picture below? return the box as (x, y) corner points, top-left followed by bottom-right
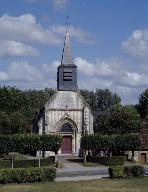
(81, 134), (140, 153)
(87, 156), (126, 166)
(124, 165), (144, 177)
(108, 166), (124, 178)
(124, 166), (132, 177)
(131, 165), (144, 177)
(0, 156), (55, 169)
(0, 166), (56, 184)
(0, 134), (62, 156)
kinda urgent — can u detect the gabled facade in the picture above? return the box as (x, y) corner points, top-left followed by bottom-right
(36, 28), (93, 156)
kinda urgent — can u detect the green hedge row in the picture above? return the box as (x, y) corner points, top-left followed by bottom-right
(0, 156), (55, 169)
(108, 166), (124, 178)
(87, 156), (126, 166)
(124, 165), (145, 177)
(81, 134), (140, 152)
(108, 165), (144, 178)
(0, 166), (56, 184)
(0, 134), (62, 156)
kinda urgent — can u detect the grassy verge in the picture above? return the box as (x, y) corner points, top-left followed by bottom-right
(0, 177), (148, 192)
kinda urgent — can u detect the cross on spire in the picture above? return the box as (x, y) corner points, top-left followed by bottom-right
(65, 104), (68, 112)
(65, 16), (71, 31)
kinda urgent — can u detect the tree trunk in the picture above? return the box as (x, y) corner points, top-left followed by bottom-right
(55, 152), (58, 167)
(83, 150), (87, 163)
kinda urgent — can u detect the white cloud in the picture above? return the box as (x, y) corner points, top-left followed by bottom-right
(75, 57), (122, 77)
(75, 57), (95, 76)
(122, 29), (148, 58)
(0, 41), (39, 57)
(0, 56), (147, 104)
(96, 58), (122, 77)
(0, 71), (8, 81)
(0, 61), (44, 82)
(0, 14), (94, 59)
(121, 71), (148, 87)
(51, 25), (94, 44)
(0, 14), (62, 45)
(52, 0), (70, 9)
(0, 61), (57, 89)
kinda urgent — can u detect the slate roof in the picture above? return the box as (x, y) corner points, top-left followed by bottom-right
(61, 30), (73, 65)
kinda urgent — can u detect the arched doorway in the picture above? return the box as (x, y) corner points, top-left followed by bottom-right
(56, 117), (77, 155)
(60, 123), (73, 154)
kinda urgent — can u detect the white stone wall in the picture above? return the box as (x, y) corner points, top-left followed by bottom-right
(43, 91), (93, 134)
(38, 90), (93, 156)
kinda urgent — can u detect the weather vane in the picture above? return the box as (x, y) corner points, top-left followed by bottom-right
(65, 16), (71, 30)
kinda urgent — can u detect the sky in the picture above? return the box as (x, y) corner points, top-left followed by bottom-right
(0, 0), (148, 104)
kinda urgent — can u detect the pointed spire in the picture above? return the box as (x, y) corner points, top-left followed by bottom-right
(61, 16), (73, 65)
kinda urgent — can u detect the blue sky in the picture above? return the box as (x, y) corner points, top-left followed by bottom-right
(0, 0), (148, 104)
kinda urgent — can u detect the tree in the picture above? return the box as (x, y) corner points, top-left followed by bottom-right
(80, 88), (121, 111)
(0, 111), (28, 134)
(136, 89), (148, 119)
(0, 86), (55, 134)
(94, 105), (141, 134)
(81, 134), (140, 157)
(0, 112), (12, 134)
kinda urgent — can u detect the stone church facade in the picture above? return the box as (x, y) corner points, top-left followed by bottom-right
(36, 28), (93, 156)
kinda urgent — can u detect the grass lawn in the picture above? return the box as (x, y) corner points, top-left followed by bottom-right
(0, 177), (148, 192)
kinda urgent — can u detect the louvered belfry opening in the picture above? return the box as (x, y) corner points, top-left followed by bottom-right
(57, 28), (78, 91)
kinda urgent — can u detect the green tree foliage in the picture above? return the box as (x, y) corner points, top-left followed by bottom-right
(0, 111), (27, 134)
(0, 134), (62, 156)
(136, 89), (148, 119)
(0, 86), (55, 134)
(80, 88), (121, 111)
(81, 134), (140, 155)
(94, 105), (141, 134)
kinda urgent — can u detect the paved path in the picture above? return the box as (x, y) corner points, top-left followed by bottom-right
(55, 156), (148, 181)
(56, 163), (109, 181)
(56, 156), (109, 181)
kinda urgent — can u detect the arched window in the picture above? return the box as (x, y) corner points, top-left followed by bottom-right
(60, 123), (73, 133)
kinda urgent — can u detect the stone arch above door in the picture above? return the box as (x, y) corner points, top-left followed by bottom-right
(55, 116), (77, 133)
(55, 117), (77, 155)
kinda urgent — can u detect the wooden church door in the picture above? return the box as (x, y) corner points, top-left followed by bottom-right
(61, 136), (72, 154)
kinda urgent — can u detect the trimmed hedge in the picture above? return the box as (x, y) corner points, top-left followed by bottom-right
(109, 165), (145, 178)
(87, 156), (126, 166)
(108, 166), (124, 178)
(124, 166), (132, 177)
(81, 134), (140, 152)
(124, 165), (144, 177)
(0, 156), (55, 169)
(0, 134), (62, 156)
(0, 166), (56, 184)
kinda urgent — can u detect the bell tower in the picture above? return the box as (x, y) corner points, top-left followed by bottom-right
(57, 18), (78, 91)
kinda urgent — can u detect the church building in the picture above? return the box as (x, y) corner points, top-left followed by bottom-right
(36, 27), (93, 156)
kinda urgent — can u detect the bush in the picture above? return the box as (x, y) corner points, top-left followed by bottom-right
(0, 166), (56, 184)
(124, 166), (132, 177)
(87, 156), (126, 166)
(108, 166), (124, 178)
(0, 134), (62, 156)
(81, 134), (140, 153)
(131, 165), (144, 177)
(0, 156), (55, 169)
(124, 165), (144, 177)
